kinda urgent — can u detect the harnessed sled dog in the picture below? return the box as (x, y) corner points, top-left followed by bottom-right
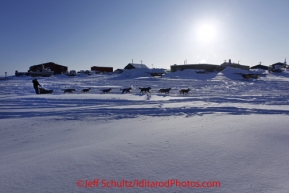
(82, 88), (91, 93)
(120, 88), (132, 94)
(158, 88), (171, 94)
(101, 88), (112, 94)
(179, 88), (190, 95)
(139, 87), (151, 94)
(62, 89), (76, 94)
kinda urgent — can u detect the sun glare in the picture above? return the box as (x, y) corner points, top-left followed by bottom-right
(196, 23), (217, 43)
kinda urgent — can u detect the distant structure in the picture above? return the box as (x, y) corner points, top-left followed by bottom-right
(250, 62), (269, 70)
(91, 66), (113, 73)
(220, 59), (249, 70)
(114, 69), (124, 74)
(170, 59), (249, 72)
(149, 68), (167, 77)
(29, 62), (67, 75)
(171, 63), (222, 72)
(124, 63), (149, 70)
(269, 58), (288, 72)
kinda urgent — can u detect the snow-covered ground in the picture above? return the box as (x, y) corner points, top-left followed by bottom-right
(1, 68), (289, 193)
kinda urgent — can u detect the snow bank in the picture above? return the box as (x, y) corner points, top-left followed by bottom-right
(219, 66), (250, 79)
(114, 69), (152, 79)
(270, 69), (289, 78)
(112, 68), (166, 79)
(163, 69), (219, 80)
(249, 68), (267, 74)
(163, 69), (197, 79)
(221, 66), (249, 74)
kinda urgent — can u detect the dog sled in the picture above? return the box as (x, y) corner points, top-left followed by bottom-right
(39, 88), (53, 94)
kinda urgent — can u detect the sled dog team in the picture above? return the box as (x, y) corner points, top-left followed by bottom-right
(62, 87), (190, 95)
(33, 79), (190, 95)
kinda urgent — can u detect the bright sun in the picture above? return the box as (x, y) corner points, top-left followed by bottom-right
(196, 23), (217, 43)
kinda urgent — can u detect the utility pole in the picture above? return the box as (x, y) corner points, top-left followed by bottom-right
(184, 59), (187, 65)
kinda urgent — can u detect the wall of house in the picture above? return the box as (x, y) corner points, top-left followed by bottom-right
(222, 64), (249, 71)
(171, 64), (223, 72)
(29, 63), (68, 74)
(50, 64), (68, 74)
(91, 66), (113, 72)
(171, 63), (251, 72)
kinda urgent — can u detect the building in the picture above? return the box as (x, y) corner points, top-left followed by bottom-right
(91, 66), (113, 73)
(220, 59), (250, 70)
(114, 69), (124, 74)
(124, 63), (149, 70)
(29, 62), (68, 75)
(250, 64), (269, 70)
(269, 59), (287, 72)
(171, 64), (223, 72)
(171, 59), (250, 73)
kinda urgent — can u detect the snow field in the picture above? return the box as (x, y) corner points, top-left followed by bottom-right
(1, 68), (289, 192)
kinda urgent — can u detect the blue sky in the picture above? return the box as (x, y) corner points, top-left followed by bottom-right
(1, 0), (289, 74)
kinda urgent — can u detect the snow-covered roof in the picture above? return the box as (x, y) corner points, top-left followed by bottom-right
(128, 63), (149, 69)
(150, 68), (167, 73)
(272, 62), (287, 67)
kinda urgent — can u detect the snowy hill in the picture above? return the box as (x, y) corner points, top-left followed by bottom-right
(1, 69), (289, 192)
